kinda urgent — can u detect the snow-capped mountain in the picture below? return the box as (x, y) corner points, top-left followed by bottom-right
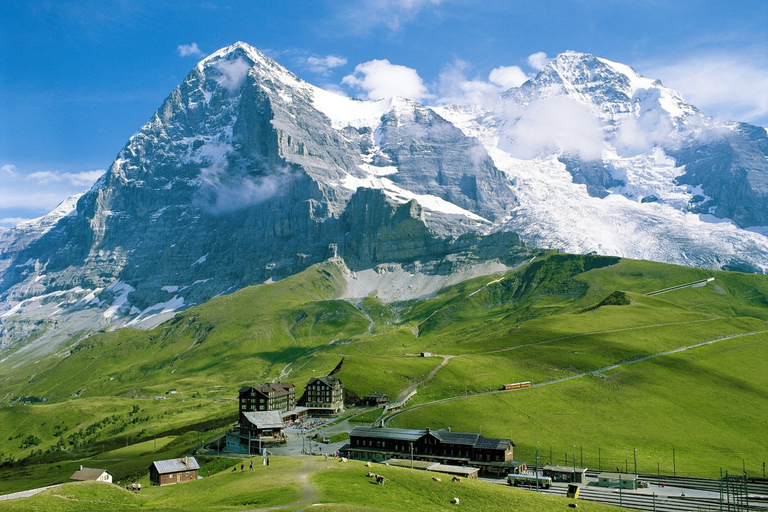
(2, 42), (768, 355)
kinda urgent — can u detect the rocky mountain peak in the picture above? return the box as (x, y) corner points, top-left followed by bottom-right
(2, 42), (768, 360)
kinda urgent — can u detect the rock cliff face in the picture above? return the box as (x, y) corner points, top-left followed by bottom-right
(2, 43), (768, 354)
(0, 43), (531, 353)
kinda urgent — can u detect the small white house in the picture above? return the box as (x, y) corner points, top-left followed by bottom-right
(70, 466), (113, 483)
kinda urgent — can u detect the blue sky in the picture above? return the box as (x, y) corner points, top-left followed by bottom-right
(1, 0), (767, 227)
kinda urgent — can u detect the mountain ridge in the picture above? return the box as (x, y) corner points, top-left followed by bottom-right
(2, 42), (768, 356)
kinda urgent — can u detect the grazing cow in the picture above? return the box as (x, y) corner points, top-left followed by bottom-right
(340, 457), (348, 463)
(451, 497), (459, 505)
(366, 461), (372, 467)
(452, 476), (462, 483)
(367, 471), (375, 478)
(432, 476), (442, 482)
(376, 475), (386, 485)
(568, 503), (578, 508)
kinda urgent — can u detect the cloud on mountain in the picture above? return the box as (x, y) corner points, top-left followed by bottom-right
(212, 57), (251, 92)
(197, 159), (298, 215)
(527, 52), (551, 71)
(343, 59), (432, 101)
(0, 165), (103, 227)
(644, 51), (768, 127)
(498, 96), (604, 160)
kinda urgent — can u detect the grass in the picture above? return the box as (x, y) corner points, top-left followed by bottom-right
(1, 456), (622, 512)
(391, 333), (768, 478)
(1, 253), (768, 495)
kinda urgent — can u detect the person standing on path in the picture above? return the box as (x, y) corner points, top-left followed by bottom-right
(241, 462), (244, 471)
(249, 460), (253, 471)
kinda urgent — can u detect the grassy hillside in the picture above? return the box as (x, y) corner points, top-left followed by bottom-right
(2, 457), (621, 512)
(1, 253), (767, 488)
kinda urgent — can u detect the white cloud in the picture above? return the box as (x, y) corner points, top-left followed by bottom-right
(435, 60), (530, 105)
(0, 217), (31, 227)
(0, 166), (103, 227)
(212, 57), (251, 92)
(498, 96), (605, 160)
(339, 0), (445, 32)
(342, 59), (431, 101)
(26, 169), (105, 187)
(307, 55), (348, 75)
(178, 43), (205, 58)
(527, 52), (550, 71)
(643, 52), (768, 126)
(198, 160), (297, 214)
(489, 65), (529, 89)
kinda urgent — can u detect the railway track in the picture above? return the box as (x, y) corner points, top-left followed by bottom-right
(537, 484), (767, 512)
(486, 472), (768, 512)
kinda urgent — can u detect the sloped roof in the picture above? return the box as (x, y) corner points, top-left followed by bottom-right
(70, 467), (110, 481)
(239, 382), (295, 398)
(474, 437), (513, 450)
(151, 457), (200, 474)
(350, 426), (424, 442)
(426, 463), (480, 476)
(307, 376), (341, 387)
(242, 410), (284, 429)
(432, 430), (480, 446)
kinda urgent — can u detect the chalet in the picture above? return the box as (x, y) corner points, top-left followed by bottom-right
(346, 426), (521, 476)
(360, 392), (389, 407)
(70, 466), (113, 483)
(226, 410), (285, 454)
(300, 376), (344, 416)
(149, 457), (199, 486)
(239, 383), (295, 413)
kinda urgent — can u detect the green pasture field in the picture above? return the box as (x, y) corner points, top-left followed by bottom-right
(1, 253), (768, 495)
(391, 333), (768, 478)
(1, 456), (621, 512)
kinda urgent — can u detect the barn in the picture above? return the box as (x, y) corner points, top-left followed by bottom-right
(149, 457), (200, 486)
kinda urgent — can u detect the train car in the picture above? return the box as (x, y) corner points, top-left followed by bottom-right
(507, 473), (552, 489)
(502, 381), (532, 390)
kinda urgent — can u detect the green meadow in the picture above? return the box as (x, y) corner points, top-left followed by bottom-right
(1, 253), (767, 500)
(2, 457), (622, 512)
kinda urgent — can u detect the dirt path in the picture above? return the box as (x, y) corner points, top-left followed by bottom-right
(0, 485), (61, 501)
(244, 456), (325, 512)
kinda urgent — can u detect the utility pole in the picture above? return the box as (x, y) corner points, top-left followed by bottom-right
(535, 447), (540, 492)
(410, 442), (414, 469)
(598, 441), (601, 471)
(673, 448), (676, 476)
(634, 448), (637, 475)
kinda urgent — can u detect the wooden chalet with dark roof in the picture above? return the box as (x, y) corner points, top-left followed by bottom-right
(299, 376), (344, 416)
(149, 457), (199, 486)
(346, 426), (522, 476)
(239, 382), (295, 413)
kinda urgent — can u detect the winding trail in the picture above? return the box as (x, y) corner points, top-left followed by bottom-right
(0, 485), (60, 502)
(243, 457), (324, 512)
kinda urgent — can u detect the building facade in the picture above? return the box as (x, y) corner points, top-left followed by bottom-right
(227, 410), (286, 454)
(239, 383), (296, 413)
(149, 457), (199, 486)
(300, 376), (344, 416)
(346, 426), (521, 476)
